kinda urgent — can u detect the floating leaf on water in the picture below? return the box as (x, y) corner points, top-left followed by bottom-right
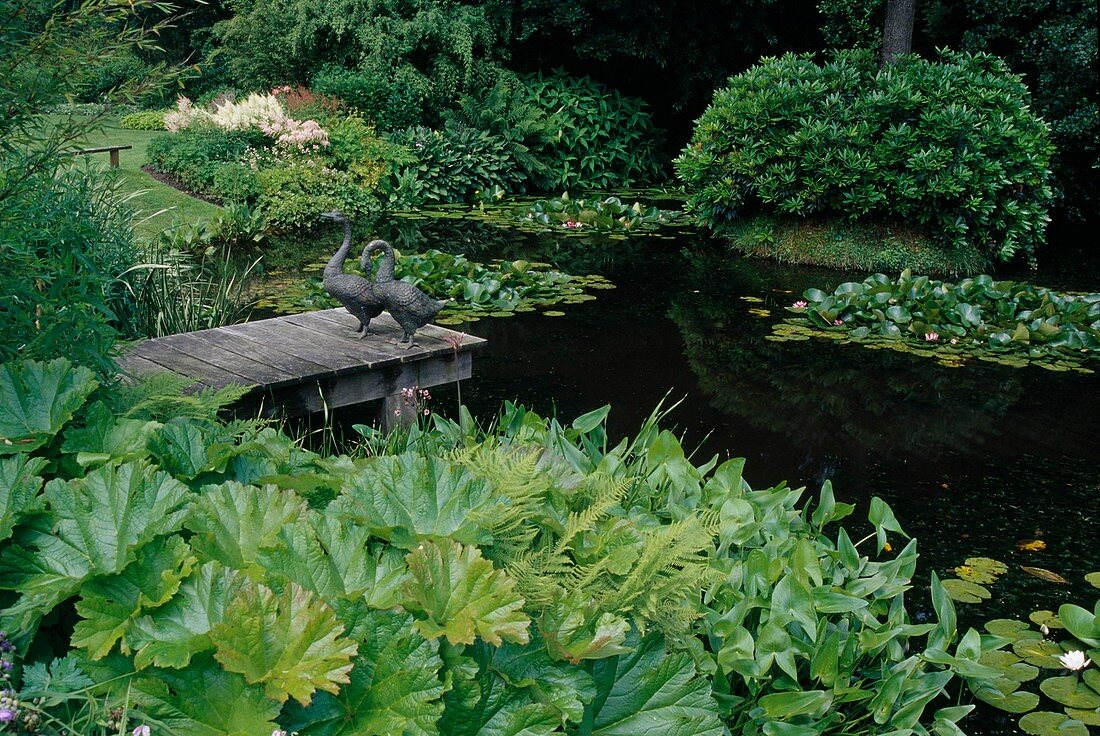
(1085, 572), (1100, 589)
(1021, 566), (1069, 584)
(1018, 539), (1048, 552)
(987, 619), (1041, 640)
(1013, 639), (1067, 668)
(739, 296), (765, 303)
(942, 578), (992, 603)
(975, 688), (1041, 713)
(1040, 676), (1100, 710)
(1065, 707), (1100, 726)
(1019, 711), (1091, 736)
(956, 557), (1009, 584)
(1030, 611), (1065, 630)
(543, 311), (565, 317)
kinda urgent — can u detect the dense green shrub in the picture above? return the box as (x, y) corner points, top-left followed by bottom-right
(146, 127), (266, 192)
(323, 114), (412, 189)
(386, 123), (525, 204)
(119, 109), (168, 130)
(515, 72), (665, 191)
(209, 162), (262, 204)
(0, 168), (136, 377)
(256, 164), (380, 231)
(312, 65), (432, 131)
(676, 50), (1054, 266)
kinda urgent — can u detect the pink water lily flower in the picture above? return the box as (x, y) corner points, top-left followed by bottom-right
(132, 726), (151, 736)
(792, 300), (808, 309)
(925, 332), (940, 342)
(833, 319), (844, 326)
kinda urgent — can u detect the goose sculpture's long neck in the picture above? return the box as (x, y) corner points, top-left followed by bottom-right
(323, 219), (353, 280)
(371, 241), (397, 283)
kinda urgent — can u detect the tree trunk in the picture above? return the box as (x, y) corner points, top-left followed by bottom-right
(881, 0), (916, 66)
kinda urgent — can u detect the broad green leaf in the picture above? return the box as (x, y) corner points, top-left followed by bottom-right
(283, 610), (445, 736)
(332, 453), (493, 548)
(257, 512), (408, 608)
(955, 557), (1008, 585)
(403, 540), (529, 646)
(188, 482), (307, 569)
(0, 454), (46, 542)
(868, 496), (907, 552)
(586, 633), (724, 736)
(941, 578), (991, 604)
(0, 358), (97, 454)
(211, 580), (357, 705)
(489, 635), (596, 725)
(539, 594), (631, 663)
(60, 401), (159, 467)
(1013, 639), (1066, 668)
(1018, 711), (1090, 736)
(130, 562), (244, 669)
(19, 655), (93, 695)
(441, 650), (561, 736)
(1040, 676), (1100, 709)
(131, 653), (281, 736)
(149, 420), (210, 479)
(973, 687), (1041, 713)
(1058, 604), (1099, 645)
(72, 536), (195, 659)
(759, 690), (833, 719)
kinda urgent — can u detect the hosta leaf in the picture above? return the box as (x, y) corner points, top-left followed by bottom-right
(188, 482), (306, 569)
(210, 580), (357, 705)
(403, 540), (529, 646)
(131, 653), (281, 736)
(585, 633), (724, 736)
(0, 454), (46, 542)
(257, 512), (409, 608)
(72, 536), (195, 659)
(282, 610), (445, 736)
(130, 562), (244, 669)
(332, 453), (493, 548)
(0, 358), (97, 454)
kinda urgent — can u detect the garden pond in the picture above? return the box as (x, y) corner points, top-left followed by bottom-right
(266, 207), (1099, 733)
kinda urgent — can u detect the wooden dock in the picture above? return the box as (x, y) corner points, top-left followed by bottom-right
(121, 309), (485, 423)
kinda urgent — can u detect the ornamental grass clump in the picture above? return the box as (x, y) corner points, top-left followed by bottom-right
(676, 50), (1054, 268)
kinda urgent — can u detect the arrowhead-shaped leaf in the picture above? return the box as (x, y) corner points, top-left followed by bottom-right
(131, 653), (281, 736)
(72, 536), (195, 659)
(331, 454), (493, 548)
(585, 633), (724, 736)
(0, 358), (97, 454)
(403, 540), (530, 646)
(210, 580), (357, 705)
(283, 610), (445, 736)
(130, 562), (244, 669)
(188, 482), (307, 569)
(0, 454), (46, 542)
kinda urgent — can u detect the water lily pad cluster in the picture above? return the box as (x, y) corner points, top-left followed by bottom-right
(521, 193), (682, 234)
(943, 557), (1010, 603)
(774, 271), (1100, 372)
(256, 248), (610, 323)
(977, 600), (1100, 734)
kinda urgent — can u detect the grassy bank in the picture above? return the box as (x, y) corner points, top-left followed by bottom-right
(57, 115), (223, 238)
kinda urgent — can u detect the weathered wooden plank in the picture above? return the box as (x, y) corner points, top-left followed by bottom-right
(222, 319), (380, 368)
(305, 309), (484, 361)
(180, 327), (333, 379)
(128, 341), (256, 388)
(146, 332), (297, 388)
(293, 310), (413, 363)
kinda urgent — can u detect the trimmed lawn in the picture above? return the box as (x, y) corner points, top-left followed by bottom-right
(61, 115), (223, 239)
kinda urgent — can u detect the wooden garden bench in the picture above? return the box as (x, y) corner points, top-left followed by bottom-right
(66, 144), (132, 168)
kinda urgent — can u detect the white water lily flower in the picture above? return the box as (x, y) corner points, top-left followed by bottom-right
(1058, 650), (1091, 670)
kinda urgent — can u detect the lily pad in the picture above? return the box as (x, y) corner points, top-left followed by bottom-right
(1040, 676), (1100, 709)
(1017, 539), (1048, 552)
(1064, 707), (1100, 726)
(987, 619), (1041, 640)
(1018, 711), (1090, 736)
(956, 557), (1009, 584)
(976, 688), (1041, 713)
(1014, 639), (1068, 669)
(1085, 572), (1100, 589)
(543, 311), (565, 317)
(1031, 611), (1065, 630)
(1021, 566), (1069, 584)
(942, 578), (992, 603)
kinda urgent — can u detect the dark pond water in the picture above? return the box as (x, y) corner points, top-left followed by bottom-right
(302, 211), (1099, 732)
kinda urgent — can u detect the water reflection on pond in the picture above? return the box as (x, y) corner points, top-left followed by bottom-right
(345, 212), (1100, 625)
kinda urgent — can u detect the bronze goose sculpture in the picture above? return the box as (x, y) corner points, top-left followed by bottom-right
(321, 211), (384, 338)
(364, 239), (447, 347)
